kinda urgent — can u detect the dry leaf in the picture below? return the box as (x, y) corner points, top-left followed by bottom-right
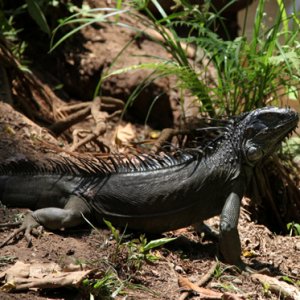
(0, 261), (93, 292)
(114, 123), (135, 146)
(178, 275), (222, 299)
(242, 249), (258, 258)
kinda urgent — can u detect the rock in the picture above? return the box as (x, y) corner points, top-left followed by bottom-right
(174, 265), (185, 274)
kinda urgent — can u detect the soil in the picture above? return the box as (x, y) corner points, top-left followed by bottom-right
(0, 194), (300, 299)
(0, 0), (300, 299)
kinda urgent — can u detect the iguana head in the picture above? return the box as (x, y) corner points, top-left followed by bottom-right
(233, 107), (299, 166)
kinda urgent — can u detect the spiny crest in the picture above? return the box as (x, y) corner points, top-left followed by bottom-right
(0, 150), (198, 177)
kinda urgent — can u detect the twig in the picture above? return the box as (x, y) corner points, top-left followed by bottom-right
(178, 261), (218, 300)
(178, 275), (222, 300)
(152, 128), (188, 153)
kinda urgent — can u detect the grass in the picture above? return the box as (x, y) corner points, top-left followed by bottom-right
(287, 221), (300, 236)
(104, 219), (176, 270)
(99, 0), (300, 117)
(2, 0), (300, 117)
(78, 219), (175, 298)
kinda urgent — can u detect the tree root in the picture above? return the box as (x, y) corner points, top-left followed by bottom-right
(66, 96), (123, 152)
(49, 96), (124, 136)
(47, 96), (124, 152)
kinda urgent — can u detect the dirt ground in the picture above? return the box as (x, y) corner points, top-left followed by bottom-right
(0, 0), (300, 299)
(0, 195), (300, 299)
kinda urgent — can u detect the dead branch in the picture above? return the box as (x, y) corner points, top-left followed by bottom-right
(0, 222), (22, 228)
(251, 273), (300, 300)
(178, 261), (218, 300)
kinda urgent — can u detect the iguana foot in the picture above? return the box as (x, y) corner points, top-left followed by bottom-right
(0, 212), (42, 248)
(193, 222), (219, 240)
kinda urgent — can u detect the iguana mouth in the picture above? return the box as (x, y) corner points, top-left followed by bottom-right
(267, 112), (298, 152)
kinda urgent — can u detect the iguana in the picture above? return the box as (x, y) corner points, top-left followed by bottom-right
(0, 107), (298, 268)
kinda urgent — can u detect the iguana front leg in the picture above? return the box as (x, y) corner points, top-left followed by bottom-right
(219, 191), (242, 267)
(0, 195), (91, 247)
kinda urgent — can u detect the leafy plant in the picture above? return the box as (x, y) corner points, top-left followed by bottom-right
(262, 282), (271, 296)
(26, 0), (51, 35)
(104, 219), (175, 270)
(0, 0), (80, 65)
(82, 269), (156, 299)
(103, 219), (128, 263)
(213, 261), (224, 279)
(128, 0), (300, 116)
(82, 269), (126, 299)
(49, 0), (300, 118)
(287, 221), (300, 236)
(281, 275), (295, 284)
(213, 260), (240, 280)
(282, 137), (300, 163)
(125, 234), (176, 269)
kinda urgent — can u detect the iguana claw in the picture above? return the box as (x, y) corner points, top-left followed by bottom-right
(0, 213), (42, 248)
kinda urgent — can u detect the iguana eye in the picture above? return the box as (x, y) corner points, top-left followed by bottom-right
(247, 146), (263, 161)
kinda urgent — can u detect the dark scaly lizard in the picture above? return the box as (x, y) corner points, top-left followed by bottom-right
(0, 107), (298, 268)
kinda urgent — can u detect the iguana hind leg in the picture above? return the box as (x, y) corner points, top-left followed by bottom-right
(0, 195), (91, 248)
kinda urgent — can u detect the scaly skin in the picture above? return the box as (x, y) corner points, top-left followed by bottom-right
(0, 107), (298, 267)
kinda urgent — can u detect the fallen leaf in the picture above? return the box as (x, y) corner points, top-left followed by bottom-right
(178, 275), (222, 299)
(242, 249), (257, 258)
(114, 123), (136, 146)
(0, 261), (93, 292)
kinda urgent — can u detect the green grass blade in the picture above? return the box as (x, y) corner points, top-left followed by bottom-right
(26, 0), (50, 35)
(143, 237), (176, 252)
(276, 0), (289, 42)
(50, 8), (128, 52)
(252, 0), (265, 52)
